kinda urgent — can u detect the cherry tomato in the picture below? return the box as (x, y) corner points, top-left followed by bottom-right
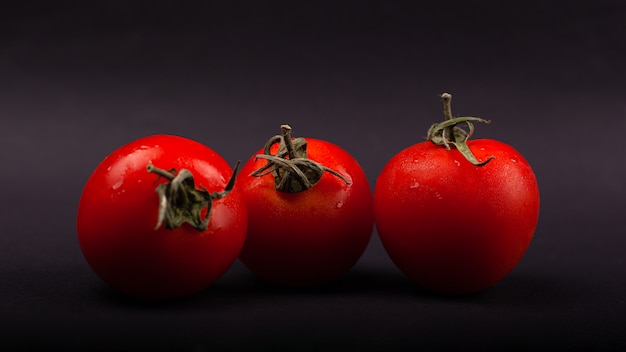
(374, 94), (540, 294)
(237, 125), (374, 286)
(77, 135), (247, 300)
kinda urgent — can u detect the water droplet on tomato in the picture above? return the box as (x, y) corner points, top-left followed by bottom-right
(410, 180), (420, 189)
(112, 180), (123, 190)
(453, 160), (460, 167)
(336, 201), (343, 209)
(510, 158), (517, 163)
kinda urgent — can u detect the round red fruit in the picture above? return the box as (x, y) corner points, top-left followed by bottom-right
(77, 135), (247, 300)
(374, 94), (540, 294)
(237, 125), (374, 286)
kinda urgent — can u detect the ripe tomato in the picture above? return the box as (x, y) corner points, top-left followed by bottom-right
(374, 94), (540, 294)
(237, 125), (374, 286)
(77, 135), (247, 300)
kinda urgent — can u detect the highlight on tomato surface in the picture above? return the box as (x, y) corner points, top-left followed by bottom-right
(76, 135), (248, 300)
(373, 93), (540, 295)
(237, 124), (374, 287)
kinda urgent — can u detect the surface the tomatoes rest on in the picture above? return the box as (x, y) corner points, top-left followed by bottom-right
(76, 135), (247, 300)
(373, 93), (540, 295)
(236, 125), (374, 287)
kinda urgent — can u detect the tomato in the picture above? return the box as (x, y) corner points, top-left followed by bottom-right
(237, 125), (374, 286)
(373, 94), (540, 294)
(77, 135), (247, 300)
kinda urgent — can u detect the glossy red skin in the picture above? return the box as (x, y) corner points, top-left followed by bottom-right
(237, 138), (374, 286)
(374, 139), (539, 294)
(77, 135), (247, 300)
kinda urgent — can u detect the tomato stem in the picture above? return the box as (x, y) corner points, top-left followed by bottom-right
(146, 163), (176, 181)
(427, 93), (495, 167)
(442, 92), (453, 121)
(440, 93), (455, 150)
(146, 161), (240, 231)
(250, 124), (350, 193)
(281, 125), (297, 160)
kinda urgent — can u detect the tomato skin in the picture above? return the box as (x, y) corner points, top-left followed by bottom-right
(237, 138), (374, 286)
(77, 135), (247, 300)
(374, 139), (539, 294)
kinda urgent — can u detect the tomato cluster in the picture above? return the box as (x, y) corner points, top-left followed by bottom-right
(77, 93), (539, 300)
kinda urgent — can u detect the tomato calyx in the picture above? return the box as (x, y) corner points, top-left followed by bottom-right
(427, 93), (495, 166)
(146, 161), (240, 231)
(250, 124), (350, 193)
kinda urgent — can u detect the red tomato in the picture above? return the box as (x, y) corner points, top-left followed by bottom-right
(237, 125), (374, 286)
(374, 94), (540, 294)
(77, 135), (247, 300)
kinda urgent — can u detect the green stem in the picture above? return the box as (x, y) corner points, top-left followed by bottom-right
(146, 163), (176, 181)
(250, 124), (350, 193)
(441, 93), (454, 149)
(146, 161), (240, 231)
(281, 125), (297, 160)
(427, 93), (495, 167)
(442, 92), (453, 121)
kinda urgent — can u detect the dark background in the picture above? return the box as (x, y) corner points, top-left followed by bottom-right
(2, 1), (625, 350)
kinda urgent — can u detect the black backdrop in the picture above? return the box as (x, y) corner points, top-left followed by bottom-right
(2, 1), (625, 350)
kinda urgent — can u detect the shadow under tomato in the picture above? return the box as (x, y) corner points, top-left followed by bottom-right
(211, 264), (421, 295)
(90, 264), (573, 311)
(472, 271), (581, 306)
